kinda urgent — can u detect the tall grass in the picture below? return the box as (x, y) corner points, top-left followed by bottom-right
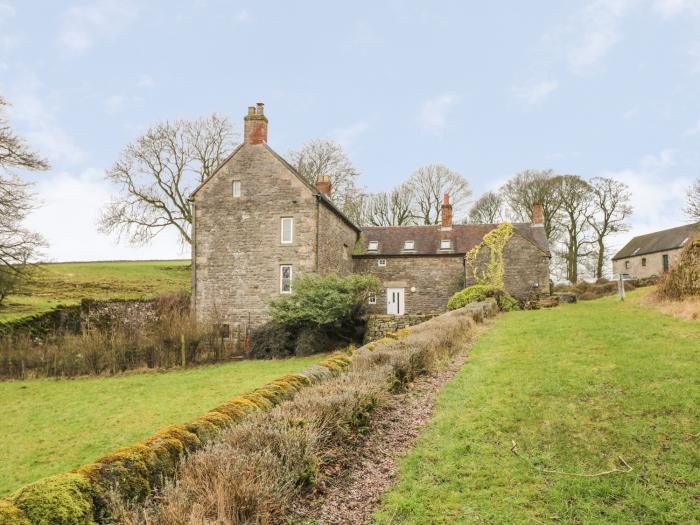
(109, 305), (484, 524)
(0, 294), (231, 379)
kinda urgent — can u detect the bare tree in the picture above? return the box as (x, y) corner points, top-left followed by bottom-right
(556, 175), (594, 283)
(501, 169), (562, 240)
(0, 96), (48, 273)
(586, 177), (633, 279)
(99, 114), (237, 245)
(406, 164), (472, 224)
(468, 191), (505, 223)
(365, 184), (416, 226)
(287, 139), (361, 217)
(686, 179), (700, 222)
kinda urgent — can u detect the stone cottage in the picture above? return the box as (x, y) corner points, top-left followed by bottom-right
(189, 103), (550, 339)
(612, 223), (700, 279)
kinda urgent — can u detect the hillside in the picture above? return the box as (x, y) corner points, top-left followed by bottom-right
(0, 260), (191, 323)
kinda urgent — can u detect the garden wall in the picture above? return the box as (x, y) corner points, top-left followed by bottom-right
(364, 313), (437, 342)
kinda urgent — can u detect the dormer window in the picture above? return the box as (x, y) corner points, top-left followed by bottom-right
(368, 241), (379, 251)
(440, 239), (451, 250)
(404, 240), (415, 251)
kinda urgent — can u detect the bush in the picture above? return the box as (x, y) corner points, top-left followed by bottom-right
(447, 284), (518, 312)
(249, 322), (295, 359)
(657, 239), (700, 300)
(0, 267), (22, 306)
(294, 325), (332, 357)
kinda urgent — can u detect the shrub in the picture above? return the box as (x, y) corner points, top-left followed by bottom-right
(656, 239), (700, 300)
(447, 284), (518, 311)
(249, 322), (295, 359)
(10, 473), (95, 525)
(294, 325), (332, 357)
(267, 273), (380, 327)
(0, 267), (22, 306)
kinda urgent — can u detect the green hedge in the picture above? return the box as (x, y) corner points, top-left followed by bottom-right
(447, 284), (518, 312)
(0, 354), (353, 525)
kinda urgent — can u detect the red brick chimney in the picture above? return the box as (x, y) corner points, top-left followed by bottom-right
(441, 193), (453, 229)
(315, 175), (332, 198)
(244, 102), (268, 145)
(532, 202), (544, 227)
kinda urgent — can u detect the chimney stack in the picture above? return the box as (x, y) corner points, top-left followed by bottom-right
(441, 193), (453, 229)
(315, 175), (332, 198)
(532, 202), (544, 227)
(244, 102), (268, 145)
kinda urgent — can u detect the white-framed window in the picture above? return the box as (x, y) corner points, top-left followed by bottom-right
(280, 265), (293, 293)
(404, 240), (415, 251)
(368, 240), (379, 251)
(368, 292), (377, 304)
(440, 239), (451, 250)
(378, 259), (387, 267)
(232, 180), (241, 197)
(281, 217), (293, 244)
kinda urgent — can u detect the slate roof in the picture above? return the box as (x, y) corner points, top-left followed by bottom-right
(355, 223), (550, 257)
(612, 223), (700, 260)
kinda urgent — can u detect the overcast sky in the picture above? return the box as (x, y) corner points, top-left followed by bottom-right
(1, 0), (699, 262)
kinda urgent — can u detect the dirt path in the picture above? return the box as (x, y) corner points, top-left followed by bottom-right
(289, 326), (488, 525)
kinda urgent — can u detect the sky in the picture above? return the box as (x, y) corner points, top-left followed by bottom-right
(1, 0), (699, 262)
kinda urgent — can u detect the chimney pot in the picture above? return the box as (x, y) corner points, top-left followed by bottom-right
(315, 175), (332, 198)
(441, 193), (453, 229)
(244, 102), (268, 145)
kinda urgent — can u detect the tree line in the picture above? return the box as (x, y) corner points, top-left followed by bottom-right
(3, 105), (700, 293)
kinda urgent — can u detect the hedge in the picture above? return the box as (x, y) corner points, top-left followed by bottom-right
(0, 354), (354, 525)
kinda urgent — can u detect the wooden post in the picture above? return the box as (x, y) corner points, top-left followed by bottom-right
(618, 274), (625, 301)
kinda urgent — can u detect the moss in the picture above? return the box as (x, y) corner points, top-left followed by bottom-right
(395, 327), (412, 338)
(77, 446), (153, 504)
(0, 501), (30, 525)
(10, 473), (94, 525)
(366, 343), (376, 351)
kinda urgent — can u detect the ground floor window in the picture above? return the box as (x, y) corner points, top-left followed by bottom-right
(368, 291), (377, 304)
(280, 265), (293, 293)
(642, 257), (647, 267)
(662, 254), (669, 273)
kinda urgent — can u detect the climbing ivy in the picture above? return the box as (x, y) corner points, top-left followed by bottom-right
(465, 222), (514, 289)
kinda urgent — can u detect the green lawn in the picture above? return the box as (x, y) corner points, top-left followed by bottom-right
(0, 355), (322, 496)
(0, 260), (190, 323)
(374, 291), (700, 524)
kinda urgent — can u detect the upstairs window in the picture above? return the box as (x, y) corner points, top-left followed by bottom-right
(440, 239), (451, 250)
(232, 180), (241, 197)
(404, 240), (415, 251)
(281, 217), (293, 244)
(368, 241), (379, 251)
(280, 265), (293, 293)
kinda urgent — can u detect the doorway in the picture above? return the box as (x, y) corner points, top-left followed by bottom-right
(386, 288), (405, 316)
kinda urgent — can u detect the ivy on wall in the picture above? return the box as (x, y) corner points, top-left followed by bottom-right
(465, 222), (514, 289)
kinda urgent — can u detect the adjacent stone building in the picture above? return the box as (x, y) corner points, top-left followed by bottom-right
(612, 223), (700, 278)
(190, 103), (551, 339)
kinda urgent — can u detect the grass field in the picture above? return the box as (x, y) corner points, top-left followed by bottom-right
(374, 291), (700, 524)
(0, 260), (190, 323)
(0, 355), (323, 496)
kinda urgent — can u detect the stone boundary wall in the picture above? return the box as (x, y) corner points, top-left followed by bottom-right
(364, 313), (438, 342)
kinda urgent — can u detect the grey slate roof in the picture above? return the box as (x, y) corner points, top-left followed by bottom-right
(611, 223), (700, 260)
(356, 223), (550, 257)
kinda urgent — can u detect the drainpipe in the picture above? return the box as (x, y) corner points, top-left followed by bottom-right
(315, 196), (320, 273)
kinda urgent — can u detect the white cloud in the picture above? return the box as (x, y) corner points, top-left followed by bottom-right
(4, 77), (87, 165)
(651, 0), (700, 18)
(331, 121), (370, 148)
(58, 0), (139, 55)
(512, 80), (559, 105)
(26, 169), (186, 262)
(417, 93), (459, 135)
(639, 148), (676, 170)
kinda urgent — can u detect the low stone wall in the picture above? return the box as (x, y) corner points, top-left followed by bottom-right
(80, 299), (157, 332)
(364, 313), (439, 342)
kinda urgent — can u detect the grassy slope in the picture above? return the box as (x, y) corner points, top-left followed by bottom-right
(0, 260), (190, 323)
(0, 355), (323, 496)
(374, 291), (700, 524)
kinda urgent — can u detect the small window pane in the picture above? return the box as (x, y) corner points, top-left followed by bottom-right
(281, 218), (293, 244)
(368, 292), (377, 304)
(232, 180), (241, 197)
(280, 265), (292, 293)
(378, 259), (386, 267)
(368, 241), (379, 251)
(404, 240), (414, 250)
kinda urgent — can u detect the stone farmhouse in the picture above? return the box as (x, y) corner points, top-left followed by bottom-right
(612, 223), (700, 279)
(189, 103), (551, 340)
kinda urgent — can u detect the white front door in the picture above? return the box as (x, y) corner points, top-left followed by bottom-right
(386, 288), (405, 316)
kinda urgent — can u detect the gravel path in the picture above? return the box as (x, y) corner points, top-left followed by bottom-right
(288, 330), (484, 525)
